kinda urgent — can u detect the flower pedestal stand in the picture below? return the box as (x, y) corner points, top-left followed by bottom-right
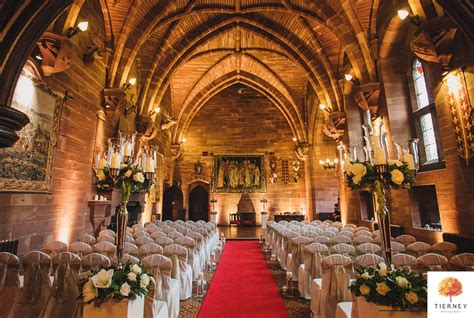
(210, 213), (218, 224)
(260, 213), (267, 229)
(83, 297), (144, 318)
(355, 297), (426, 318)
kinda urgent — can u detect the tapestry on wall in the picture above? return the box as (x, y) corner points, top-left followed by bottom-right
(0, 73), (63, 193)
(212, 154), (266, 193)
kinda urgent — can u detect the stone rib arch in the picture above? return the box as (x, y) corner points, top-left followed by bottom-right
(174, 72), (307, 144)
(176, 52), (304, 137)
(112, 2), (370, 87)
(142, 17), (336, 115)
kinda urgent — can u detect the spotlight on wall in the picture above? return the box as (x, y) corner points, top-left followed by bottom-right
(344, 73), (353, 81)
(154, 107), (161, 114)
(319, 103), (326, 110)
(67, 21), (89, 38)
(396, 8), (420, 26)
(397, 9), (410, 20)
(122, 77), (137, 90)
(181, 138), (186, 143)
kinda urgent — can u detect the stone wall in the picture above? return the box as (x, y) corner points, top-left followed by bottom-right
(173, 84), (308, 225)
(0, 0), (110, 254)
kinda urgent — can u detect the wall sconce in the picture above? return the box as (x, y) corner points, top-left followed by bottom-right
(292, 137), (297, 142)
(147, 107), (161, 117)
(397, 8), (420, 26)
(181, 138), (186, 144)
(67, 21), (89, 38)
(344, 73), (353, 81)
(319, 158), (338, 170)
(122, 77), (137, 91)
(83, 45), (102, 65)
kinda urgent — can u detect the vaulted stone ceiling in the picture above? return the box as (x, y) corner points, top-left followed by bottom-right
(100, 0), (378, 143)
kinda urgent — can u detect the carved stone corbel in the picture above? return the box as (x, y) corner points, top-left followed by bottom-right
(170, 143), (183, 161)
(322, 111), (346, 141)
(410, 17), (457, 70)
(36, 32), (73, 76)
(354, 82), (380, 114)
(102, 87), (124, 111)
(295, 142), (310, 161)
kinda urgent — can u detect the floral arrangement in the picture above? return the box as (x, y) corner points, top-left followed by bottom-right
(350, 263), (427, 310)
(80, 262), (151, 307)
(96, 163), (150, 201)
(345, 159), (415, 191)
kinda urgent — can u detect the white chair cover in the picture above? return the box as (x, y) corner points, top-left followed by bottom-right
(407, 241), (431, 257)
(155, 236), (174, 247)
(416, 253), (448, 272)
(354, 230), (372, 238)
(356, 243), (381, 255)
(142, 255), (180, 318)
(124, 242), (139, 257)
(93, 241), (116, 258)
(288, 236), (312, 280)
(135, 236), (155, 246)
(97, 235), (115, 244)
(329, 236), (353, 246)
(330, 243), (355, 257)
(133, 230), (150, 239)
(10, 251), (52, 318)
(76, 234), (96, 245)
(450, 253), (474, 271)
(168, 231), (184, 240)
(354, 254), (384, 268)
(139, 243), (164, 258)
(175, 236), (201, 281)
(313, 236), (331, 244)
(353, 235), (374, 245)
(69, 242), (92, 257)
(41, 252), (81, 318)
(81, 253), (111, 270)
(298, 243), (329, 300)
(313, 254), (353, 318)
(355, 226), (370, 232)
(99, 229), (115, 238)
(44, 241), (68, 256)
(429, 242), (457, 259)
(392, 253), (417, 270)
(144, 277), (169, 318)
(395, 234), (416, 247)
(151, 230), (166, 239)
(390, 241), (406, 254)
(164, 244), (192, 300)
(0, 252), (20, 318)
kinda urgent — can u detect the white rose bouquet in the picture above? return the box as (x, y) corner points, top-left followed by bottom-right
(345, 160), (415, 191)
(350, 264), (427, 310)
(95, 163), (151, 202)
(79, 262), (151, 307)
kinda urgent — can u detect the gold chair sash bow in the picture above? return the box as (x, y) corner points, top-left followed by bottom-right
(0, 263), (20, 292)
(51, 263), (80, 303)
(19, 263), (50, 304)
(151, 267), (164, 300)
(291, 242), (307, 271)
(307, 251), (324, 278)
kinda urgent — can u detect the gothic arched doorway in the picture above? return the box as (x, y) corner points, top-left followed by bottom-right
(189, 185), (209, 222)
(162, 185), (184, 221)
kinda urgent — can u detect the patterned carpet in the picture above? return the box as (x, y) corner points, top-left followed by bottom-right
(178, 241), (312, 318)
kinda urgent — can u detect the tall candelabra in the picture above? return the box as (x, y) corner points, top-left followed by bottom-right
(338, 121), (418, 267)
(95, 131), (157, 264)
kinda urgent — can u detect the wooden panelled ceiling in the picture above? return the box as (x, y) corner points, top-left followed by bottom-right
(100, 0), (378, 142)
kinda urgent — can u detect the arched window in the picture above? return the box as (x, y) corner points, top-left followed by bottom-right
(410, 59), (443, 168)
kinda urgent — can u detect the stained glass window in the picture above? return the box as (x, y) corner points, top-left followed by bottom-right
(413, 59), (429, 109)
(420, 113), (439, 162)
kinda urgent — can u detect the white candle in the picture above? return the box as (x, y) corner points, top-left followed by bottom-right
(111, 152), (120, 169)
(374, 144), (386, 165)
(403, 152), (415, 170)
(286, 271), (293, 280)
(98, 158), (107, 170)
(124, 141), (132, 156)
(145, 157), (154, 173)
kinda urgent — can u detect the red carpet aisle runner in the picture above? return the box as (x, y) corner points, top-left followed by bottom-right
(198, 240), (288, 318)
